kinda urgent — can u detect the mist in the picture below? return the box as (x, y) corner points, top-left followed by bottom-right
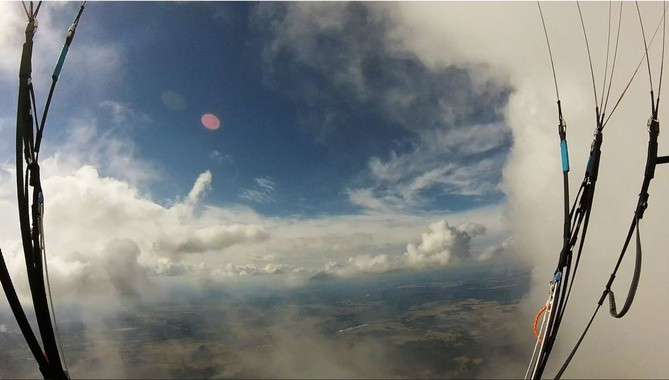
(382, 2), (669, 377)
(2, 2), (669, 379)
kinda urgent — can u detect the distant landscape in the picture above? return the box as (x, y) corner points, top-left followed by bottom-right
(2, 263), (530, 378)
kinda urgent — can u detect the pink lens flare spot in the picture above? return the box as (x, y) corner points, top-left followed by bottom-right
(201, 114), (221, 130)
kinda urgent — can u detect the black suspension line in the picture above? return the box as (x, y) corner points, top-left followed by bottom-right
(0, 2), (86, 379)
(555, 2), (669, 377)
(599, 2), (614, 113)
(601, 2), (624, 119)
(528, 2), (659, 377)
(15, 3), (66, 378)
(578, 1), (602, 122)
(529, 3), (611, 377)
(36, 1), (86, 160)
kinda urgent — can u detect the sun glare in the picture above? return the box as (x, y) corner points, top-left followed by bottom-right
(201, 113), (221, 130)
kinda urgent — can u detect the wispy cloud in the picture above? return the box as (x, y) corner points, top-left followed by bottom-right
(100, 100), (153, 127)
(58, 116), (159, 187)
(240, 176), (276, 204)
(348, 122), (509, 213)
(252, 3), (511, 213)
(209, 150), (232, 165)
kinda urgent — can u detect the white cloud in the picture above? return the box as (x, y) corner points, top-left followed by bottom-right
(477, 237), (511, 262)
(51, 112), (159, 188)
(3, 134), (507, 301)
(225, 262), (291, 276)
(405, 221), (485, 267)
(100, 100), (153, 126)
(317, 219), (498, 278)
(186, 171), (212, 204)
(255, 177), (276, 192)
(0, 3), (27, 79)
(0, 4), (126, 100)
(0, 2), (513, 304)
(154, 224), (269, 257)
(346, 253), (402, 274)
(254, 3), (511, 213)
(381, 2), (669, 377)
(239, 177), (276, 204)
(209, 150), (231, 165)
(0, 3), (527, 377)
(347, 188), (398, 214)
(350, 122), (509, 213)
(0, 154), (273, 303)
(153, 257), (188, 277)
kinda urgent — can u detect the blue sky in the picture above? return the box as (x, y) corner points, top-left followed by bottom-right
(1, 2), (511, 217)
(5, 2), (669, 377)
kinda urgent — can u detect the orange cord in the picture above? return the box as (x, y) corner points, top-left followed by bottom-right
(533, 304), (551, 343)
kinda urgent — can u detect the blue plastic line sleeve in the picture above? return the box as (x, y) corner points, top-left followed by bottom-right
(554, 271), (562, 282)
(560, 140), (570, 173)
(52, 45), (69, 80)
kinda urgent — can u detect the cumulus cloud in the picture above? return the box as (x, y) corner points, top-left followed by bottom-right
(225, 262), (291, 276)
(317, 219), (497, 278)
(405, 220), (485, 267)
(477, 237), (511, 262)
(13, 236), (153, 307)
(0, 156), (273, 304)
(0, 129), (507, 299)
(102, 238), (151, 300)
(153, 257), (188, 277)
(154, 224), (269, 257)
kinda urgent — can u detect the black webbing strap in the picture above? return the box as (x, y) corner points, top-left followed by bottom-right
(15, 7), (67, 378)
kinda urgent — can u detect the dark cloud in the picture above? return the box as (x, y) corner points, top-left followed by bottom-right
(252, 2), (510, 137)
(103, 238), (150, 300)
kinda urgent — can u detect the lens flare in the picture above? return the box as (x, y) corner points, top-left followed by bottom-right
(161, 90), (187, 111)
(201, 113), (220, 130)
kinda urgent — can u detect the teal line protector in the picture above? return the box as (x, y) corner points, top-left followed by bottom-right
(560, 139), (570, 173)
(52, 45), (69, 80)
